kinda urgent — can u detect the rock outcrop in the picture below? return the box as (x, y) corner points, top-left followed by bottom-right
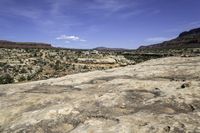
(0, 57), (200, 132)
(77, 55), (135, 66)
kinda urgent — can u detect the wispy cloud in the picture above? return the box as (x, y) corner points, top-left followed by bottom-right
(118, 8), (160, 19)
(119, 9), (145, 18)
(146, 37), (173, 43)
(91, 0), (130, 12)
(0, 0), (82, 33)
(164, 20), (200, 34)
(187, 21), (200, 29)
(81, 0), (140, 18)
(56, 35), (86, 43)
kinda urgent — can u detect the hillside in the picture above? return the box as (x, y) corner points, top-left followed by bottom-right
(0, 40), (53, 49)
(138, 28), (200, 50)
(0, 48), (135, 84)
(0, 57), (200, 132)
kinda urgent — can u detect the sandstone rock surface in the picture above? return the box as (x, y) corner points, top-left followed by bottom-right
(77, 55), (134, 65)
(0, 57), (200, 133)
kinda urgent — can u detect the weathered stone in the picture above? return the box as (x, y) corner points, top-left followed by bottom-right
(0, 57), (200, 132)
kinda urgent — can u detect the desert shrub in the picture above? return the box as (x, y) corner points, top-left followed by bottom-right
(0, 63), (6, 67)
(27, 75), (32, 81)
(0, 74), (14, 84)
(54, 60), (61, 70)
(83, 65), (88, 69)
(27, 73), (36, 81)
(20, 68), (27, 73)
(37, 67), (43, 73)
(18, 76), (26, 82)
(72, 64), (76, 70)
(65, 63), (71, 68)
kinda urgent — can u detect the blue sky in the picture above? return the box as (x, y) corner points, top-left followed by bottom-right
(0, 0), (200, 49)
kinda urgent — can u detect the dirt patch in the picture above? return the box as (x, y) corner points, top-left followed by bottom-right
(134, 101), (196, 115)
(0, 92), (6, 97)
(23, 85), (81, 94)
(84, 75), (133, 84)
(124, 90), (196, 115)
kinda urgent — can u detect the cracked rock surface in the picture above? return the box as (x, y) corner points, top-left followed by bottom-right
(0, 57), (200, 133)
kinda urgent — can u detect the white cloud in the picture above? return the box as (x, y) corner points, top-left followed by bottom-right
(56, 35), (79, 40)
(56, 35), (86, 42)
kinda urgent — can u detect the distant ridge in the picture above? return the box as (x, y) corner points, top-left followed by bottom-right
(0, 40), (53, 49)
(179, 28), (200, 37)
(93, 47), (133, 52)
(138, 27), (200, 50)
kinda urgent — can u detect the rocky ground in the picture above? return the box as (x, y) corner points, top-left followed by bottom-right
(0, 57), (200, 132)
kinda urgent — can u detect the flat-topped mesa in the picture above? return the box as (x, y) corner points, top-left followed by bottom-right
(93, 47), (133, 52)
(0, 40), (53, 49)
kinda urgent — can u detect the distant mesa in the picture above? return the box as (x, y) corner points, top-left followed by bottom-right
(0, 40), (53, 49)
(138, 27), (200, 50)
(93, 47), (133, 52)
(1, 27), (200, 50)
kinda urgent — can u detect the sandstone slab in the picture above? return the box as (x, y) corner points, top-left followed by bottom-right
(0, 57), (200, 132)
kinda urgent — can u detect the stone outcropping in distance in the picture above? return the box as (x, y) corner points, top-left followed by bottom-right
(0, 57), (200, 132)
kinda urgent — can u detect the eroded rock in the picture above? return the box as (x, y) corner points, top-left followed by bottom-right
(0, 57), (200, 132)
